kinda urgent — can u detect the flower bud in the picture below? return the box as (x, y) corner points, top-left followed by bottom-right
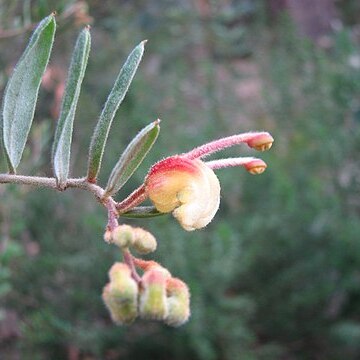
(165, 278), (190, 327)
(102, 263), (138, 324)
(139, 267), (170, 320)
(111, 225), (135, 248)
(247, 133), (274, 151)
(132, 227), (157, 254)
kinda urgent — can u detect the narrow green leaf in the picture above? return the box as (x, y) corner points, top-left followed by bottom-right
(52, 27), (91, 188)
(1, 14), (56, 173)
(120, 206), (166, 219)
(87, 40), (146, 182)
(105, 120), (160, 197)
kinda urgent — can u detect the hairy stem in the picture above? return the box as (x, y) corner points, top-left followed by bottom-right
(0, 173), (119, 215)
(122, 248), (141, 283)
(0, 173), (145, 283)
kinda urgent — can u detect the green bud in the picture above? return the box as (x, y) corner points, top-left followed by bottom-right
(165, 278), (190, 327)
(139, 267), (170, 320)
(102, 263), (138, 324)
(133, 227), (157, 254)
(111, 225), (135, 248)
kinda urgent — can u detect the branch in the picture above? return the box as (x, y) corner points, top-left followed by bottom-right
(0, 173), (145, 282)
(0, 174), (106, 202)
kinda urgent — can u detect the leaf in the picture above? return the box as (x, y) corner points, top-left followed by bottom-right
(52, 27), (91, 188)
(87, 40), (146, 182)
(1, 14), (56, 173)
(105, 120), (160, 197)
(120, 206), (166, 219)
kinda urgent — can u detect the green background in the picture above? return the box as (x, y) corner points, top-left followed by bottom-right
(1, 1), (360, 359)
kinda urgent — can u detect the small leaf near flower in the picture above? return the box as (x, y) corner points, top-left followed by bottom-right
(87, 40), (146, 182)
(104, 120), (160, 197)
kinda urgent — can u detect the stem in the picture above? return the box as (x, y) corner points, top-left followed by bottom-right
(116, 184), (148, 214)
(132, 257), (160, 272)
(0, 174), (152, 284)
(105, 199), (119, 231)
(122, 248), (141, 283)
(0, 174), (104, 199)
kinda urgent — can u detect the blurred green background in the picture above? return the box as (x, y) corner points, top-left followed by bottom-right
(1, 1), (360, 359)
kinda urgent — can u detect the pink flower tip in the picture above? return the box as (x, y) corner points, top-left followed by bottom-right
(247, 132), (274, 151)
(244, 159), (267, 175)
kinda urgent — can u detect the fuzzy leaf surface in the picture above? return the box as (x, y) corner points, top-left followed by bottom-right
(1, 15), (56, 172)
(52, 27), (91, 187)
(87, 40), (146, 182)
(105, 120), (160, 196)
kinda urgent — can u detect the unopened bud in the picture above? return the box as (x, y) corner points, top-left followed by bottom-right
(133, 228), (157, 254)
(165, 278), (190, 327)
(111, 225), (135, 248)
(102, 263), (138, 324)
(247, 133), (274, 151)
(139, 267), (170, 320)
(244, 159), (267, 175)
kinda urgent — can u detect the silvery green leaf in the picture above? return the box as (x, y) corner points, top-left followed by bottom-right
(52, 27), (91, 188)
(1, 14), (56, 173)
(87, 40), (146, 182)
(105, 120), (160, 197)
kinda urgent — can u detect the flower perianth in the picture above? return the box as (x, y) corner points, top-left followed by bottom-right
(206, 157), (267, 175)
(165, 277), (190, 327)
(184, 131), (274, 160)
(102, 263), (139, 324)
(139, 266), (171, 320)
(145, 156), (220, 231)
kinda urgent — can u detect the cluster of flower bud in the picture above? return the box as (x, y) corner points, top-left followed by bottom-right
(104, 224), (157, 254)
(102, 262), (190, 327)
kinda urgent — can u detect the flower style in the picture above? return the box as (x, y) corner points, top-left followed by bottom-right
(146, 131), (274, 230)
(117, 131), (274, 231)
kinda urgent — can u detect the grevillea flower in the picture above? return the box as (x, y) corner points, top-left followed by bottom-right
(145, 156), (221, 231)
(143, 131), (274, 231)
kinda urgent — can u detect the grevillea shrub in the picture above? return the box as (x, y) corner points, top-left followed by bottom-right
(0, 15), (273, 327)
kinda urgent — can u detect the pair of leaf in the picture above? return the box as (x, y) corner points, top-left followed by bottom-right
(52, 23), (149, 189)
(1, 14), (56, 173)
(86, 39), (160, 197)
(2, 14), (159, 202)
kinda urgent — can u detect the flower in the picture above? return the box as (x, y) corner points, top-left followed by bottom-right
(143, 131), (274, 231)
(145, 156), (220, 231)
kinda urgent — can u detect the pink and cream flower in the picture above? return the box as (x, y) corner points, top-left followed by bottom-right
(117, 131), (274, 231)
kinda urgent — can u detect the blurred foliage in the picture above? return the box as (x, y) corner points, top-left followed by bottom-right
(1, 1), (360, 359)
